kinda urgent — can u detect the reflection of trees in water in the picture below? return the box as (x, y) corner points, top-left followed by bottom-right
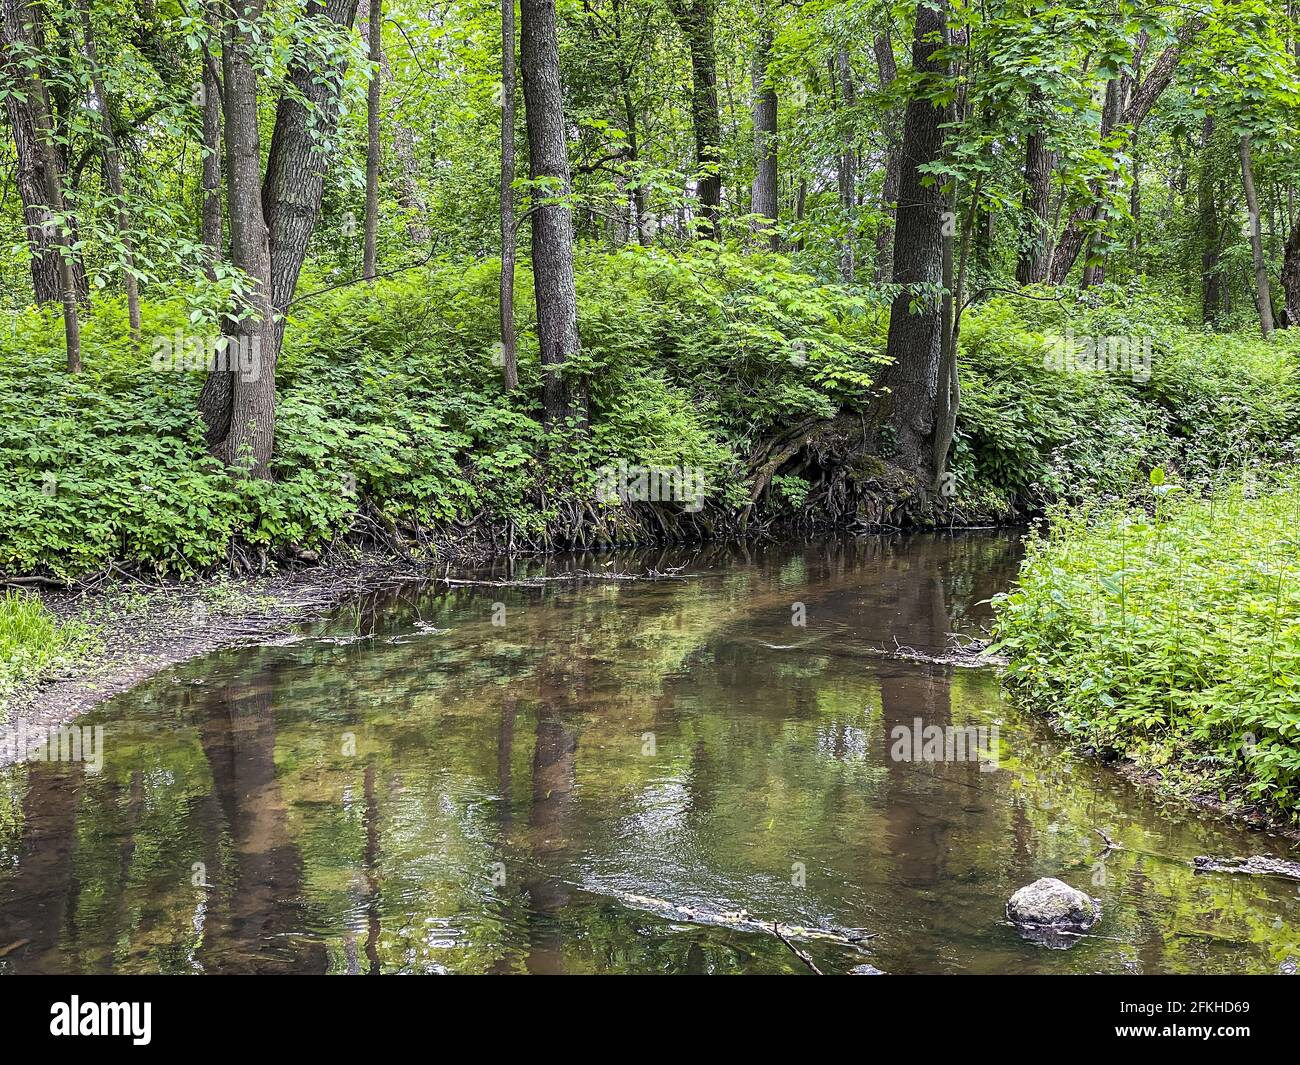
(196, 674), (327, 974)
(0, 761), (83, 973)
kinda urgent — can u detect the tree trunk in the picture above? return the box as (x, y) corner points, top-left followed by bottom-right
(1239, 134), (1275, 339)
(876, 0), (948, 483)
(1, 0), (73, 306)
(749, 26), (778, 248)
(873, 33), (900, 282)
(1, 0), (80, 367)
(362, 0), (380, 279)
(500, 0), (518, 390)
(1015, 88), (1054, 284)
(1198, 117), (1222, 325)
(670, 0), (721, 236)
(520, 0), (582, 427)
(201, 0), (223, 273)
(1283, 216), (1300, 326)
(78, 0), (141, 342)
(1050, 22), (1200, 283)
(835, 44), (856, 282)
(199, 0), (360, 477)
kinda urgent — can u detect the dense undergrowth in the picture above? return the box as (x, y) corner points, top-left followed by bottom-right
(993, 474), (1300, 819)
(2, 248), (1298, 582)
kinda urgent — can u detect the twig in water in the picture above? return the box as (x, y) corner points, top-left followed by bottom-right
(772, 921), (824, 975)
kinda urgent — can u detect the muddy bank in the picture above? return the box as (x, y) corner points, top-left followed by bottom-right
(2, 551), (440, 766)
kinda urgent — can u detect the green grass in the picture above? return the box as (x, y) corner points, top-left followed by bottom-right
(992, 474), (1300, 819)
(0, 590), (100, 717)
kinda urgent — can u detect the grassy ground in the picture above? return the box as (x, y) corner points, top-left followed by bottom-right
(992, 473), (1300, 821)
(0, 590), (100, 717)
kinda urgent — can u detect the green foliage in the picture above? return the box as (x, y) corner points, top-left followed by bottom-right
(992, 475), (1300, 818)
(0, 248), (882, 577)
(0, 591), (99, 716)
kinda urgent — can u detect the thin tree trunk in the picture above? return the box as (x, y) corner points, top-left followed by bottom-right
(201, 0), (223, 274)
(78, 0), (140, 342)
(362, 0), (380, 279)
(835, 44), (856, 281)
(876, 0), (948, 483)
(1282, 216), (1300, 326)
(1050, 21), (1200, 283)
(520, 0), (582, 427)
(1198, 116), (1222, 325)
(873, 32), (900, 282)
(500, 0), (518, 390)
(670, 0), (721, 235)
(750, 25), (778, 248)
(1239, 134), (1275, 338)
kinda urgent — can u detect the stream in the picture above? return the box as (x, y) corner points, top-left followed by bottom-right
(1, 531), (1297, 974)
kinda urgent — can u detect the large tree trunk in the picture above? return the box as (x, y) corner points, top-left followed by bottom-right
(199, 0), (360, 477)
(1015, 88), (1054, 284)
(749, 25), (778, 248)
(670, 0), (721, 235)
(1, 0), (80, 367)
(500, 0), (519, 390)
(875, 0), (948, 483)
(1239, 134), (1275, 339)
(1, 0), (76, 308)
(873, 32), (900, 282)
(362, 0), (380, 279)
(78, 0), (140, 343)
(520, 0), (582, 427)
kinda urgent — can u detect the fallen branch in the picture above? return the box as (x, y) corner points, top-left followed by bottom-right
(771, 921), (824, 975)
(1193, 854), (1300, 881)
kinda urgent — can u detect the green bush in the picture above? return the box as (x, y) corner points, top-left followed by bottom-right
(992, 474), (1300, 818)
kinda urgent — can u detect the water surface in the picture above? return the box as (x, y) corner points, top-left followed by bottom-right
(2, 533), (1297, 974)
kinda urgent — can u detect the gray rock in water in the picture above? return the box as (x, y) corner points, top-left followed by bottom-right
(1006, 877), (1100, 949)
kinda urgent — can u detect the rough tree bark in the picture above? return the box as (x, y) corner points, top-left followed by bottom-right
(500, 0), (518, 390)
(1015, 87), (1054, 284)
(77, 0), (141, 342)
(198, 0), (360, 476)
(520, 0), (583, 427)
(1239, 134), (1275, 339)
(1, 0), (80, 367)
(750, 25), (778, 248)
(669, 0), (721, 235)
(1, 0), (75, 307)
(875, 0), (949, 484)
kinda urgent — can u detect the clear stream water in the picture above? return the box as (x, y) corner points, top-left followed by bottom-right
(1, 532), (1297, 974)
